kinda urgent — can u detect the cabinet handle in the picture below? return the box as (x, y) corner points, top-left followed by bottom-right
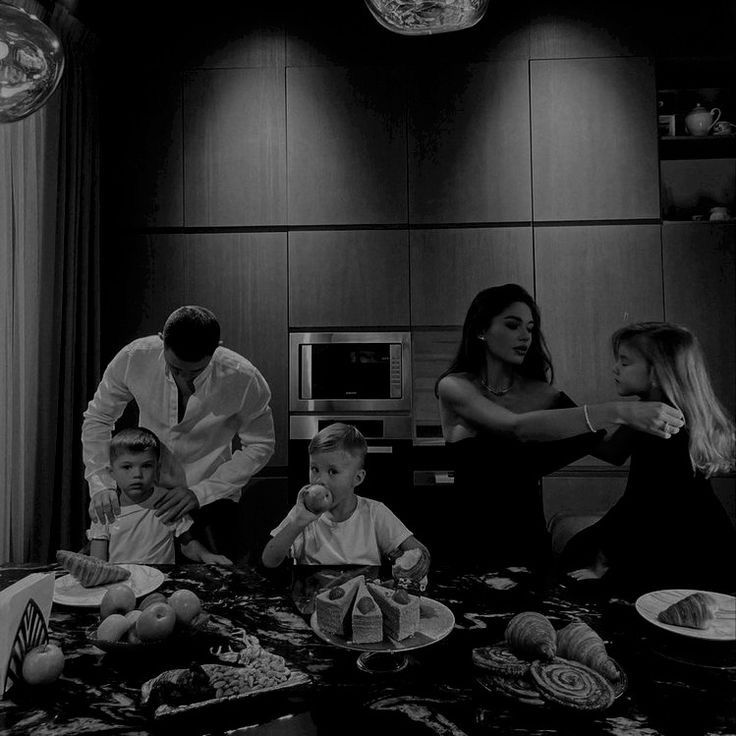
(367, 446), (393, 454)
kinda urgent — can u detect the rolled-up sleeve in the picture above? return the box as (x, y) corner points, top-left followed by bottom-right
(82, 347), (134, 498)
(189, 369), (275, 507)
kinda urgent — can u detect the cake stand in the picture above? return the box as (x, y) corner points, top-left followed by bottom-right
(310, 596), (455, 673)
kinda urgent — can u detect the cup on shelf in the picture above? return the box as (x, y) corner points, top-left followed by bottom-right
(709, 206), (730, 221)
(712, 121), (735, 137)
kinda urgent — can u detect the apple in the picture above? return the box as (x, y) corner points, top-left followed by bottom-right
(100, 584), (136, 618)
(135, 602), (176, 642)
(168, 589), (201, 626)
(96, 613), (132, 643)
(125, 609), (142, 626)
(138, 592), (167, 611)
(21, 642), (65, 685)
(126, 626), (142, 645)
(304, 484), (333, 514)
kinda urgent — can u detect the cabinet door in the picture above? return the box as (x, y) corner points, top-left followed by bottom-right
(410, 227), (534, 326)
(531, 58), (660, 221)
(286, 66), (407, 225)
(106, 233), (288, 467)
(183, 69), (286, 227)
(535, 224), (663, 404)
(289, 230), (409, 328)
(106, 74), (184, 228)
(663, 222), (736, 415)
(408, 61), (532, 224)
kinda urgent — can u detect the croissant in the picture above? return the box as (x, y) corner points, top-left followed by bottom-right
(504, 611), (556, 661)
(56, 549), (131, 588)
(657, 592), (718, 630)
(556, 622), (619, 681)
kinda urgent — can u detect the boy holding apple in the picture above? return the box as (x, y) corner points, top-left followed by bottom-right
(262, 423), (430, 581)
(88, 428), (232, 566)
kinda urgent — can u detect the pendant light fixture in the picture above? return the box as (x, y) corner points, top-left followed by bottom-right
(0, 2), (65, 123)
(364, 0), (489, 36)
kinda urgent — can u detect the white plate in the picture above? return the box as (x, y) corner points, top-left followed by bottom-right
(53, 564), (165, 607)
(310, 596), (455, 652)
(635, 589), (736, 641)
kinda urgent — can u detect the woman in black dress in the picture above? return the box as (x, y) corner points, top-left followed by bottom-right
(435, 285), (685, 572)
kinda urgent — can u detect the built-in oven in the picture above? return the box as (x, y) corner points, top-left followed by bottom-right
(289, 331), (412, 413)
(288, 415), (413, 509)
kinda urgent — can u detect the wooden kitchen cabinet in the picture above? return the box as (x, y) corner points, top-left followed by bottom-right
(408, 61), (532, 224)
(535, 224), (663, 404)
(105, 73), (184, 228)
(286, 66), (407, 226)
(288, 230), (410, 328)
(662, 222), (736, 415)
(410, 227), (534, 326)
(103, 233), (288, 467)
(530, 57), (660, 221)
(182, 68), (286, 227)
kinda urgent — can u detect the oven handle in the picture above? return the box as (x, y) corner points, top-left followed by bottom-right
(367, 446), (393, 454)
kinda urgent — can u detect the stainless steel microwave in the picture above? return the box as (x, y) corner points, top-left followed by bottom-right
(289, 331), (412, 413)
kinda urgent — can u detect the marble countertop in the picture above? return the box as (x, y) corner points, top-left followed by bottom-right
(1, 563), (734, 736)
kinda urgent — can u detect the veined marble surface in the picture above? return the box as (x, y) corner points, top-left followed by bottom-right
(0, 563), (734, 736)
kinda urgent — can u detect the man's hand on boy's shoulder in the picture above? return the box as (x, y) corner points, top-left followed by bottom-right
(89, 489), (120, 525)
(154, 486), (199, 523)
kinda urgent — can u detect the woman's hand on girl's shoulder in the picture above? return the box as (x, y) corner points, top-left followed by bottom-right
(620, 401), (685, 438)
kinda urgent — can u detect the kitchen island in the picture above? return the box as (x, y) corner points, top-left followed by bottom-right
(1, 562), (734, 736)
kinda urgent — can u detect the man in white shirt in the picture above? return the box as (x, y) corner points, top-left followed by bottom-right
(82, 306), (275, 558)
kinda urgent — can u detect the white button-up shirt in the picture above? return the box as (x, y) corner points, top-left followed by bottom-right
(82, 336), (275, 506)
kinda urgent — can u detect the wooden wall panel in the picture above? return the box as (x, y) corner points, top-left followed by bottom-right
(408, 62), (532, 224)
(109, 233), (288, 467)
(410, 227), (534, 325)
(663, 222), (736, 415)
(182, 68), (286, 227)
(288, 230), (409, 327)
(286, 66), (407, 225)
(531, 58), (660, 221)
(535, 225), (663, 404)
(108, 75), (184, 228)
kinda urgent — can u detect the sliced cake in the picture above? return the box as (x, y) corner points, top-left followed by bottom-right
(315, 574), (364, 637)
(56, 549), (131, 588)
(351, 579), (383, 644)
(366, 582), (420, 641)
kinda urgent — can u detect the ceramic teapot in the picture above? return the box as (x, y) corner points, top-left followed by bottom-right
(685, 104), (721, 136)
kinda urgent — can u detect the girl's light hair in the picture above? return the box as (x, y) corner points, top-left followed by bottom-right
(612, 322), (735, 477)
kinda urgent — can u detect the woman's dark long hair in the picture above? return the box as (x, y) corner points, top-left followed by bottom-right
(435, 284), (554, 396)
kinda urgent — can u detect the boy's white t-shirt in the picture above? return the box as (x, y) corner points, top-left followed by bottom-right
(87, 486), (193, 565)
(270, 495), (413, 566)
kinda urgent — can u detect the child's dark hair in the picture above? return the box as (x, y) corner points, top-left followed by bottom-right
(308, 423), (367, 465)
(162, 305), (220, 361)
(110, 427), (161, 463)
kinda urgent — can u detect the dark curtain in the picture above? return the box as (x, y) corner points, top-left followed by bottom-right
(28, 4), (101, 562)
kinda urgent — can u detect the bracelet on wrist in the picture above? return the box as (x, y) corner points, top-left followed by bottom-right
(583, 404), (597, 433)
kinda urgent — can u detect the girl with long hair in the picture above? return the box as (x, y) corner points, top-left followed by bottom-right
(564, 322), (735, 594)
(435, 285), (685, 571)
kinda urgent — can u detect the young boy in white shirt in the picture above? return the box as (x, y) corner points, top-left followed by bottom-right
(88, 427), (233, 566)
(262, 423), (429, 578)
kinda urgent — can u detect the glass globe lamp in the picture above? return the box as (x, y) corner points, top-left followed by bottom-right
(0, 2), (65, 123)
(364, 0), (489, 36)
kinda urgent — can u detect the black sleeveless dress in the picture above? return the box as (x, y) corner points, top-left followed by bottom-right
(442, 392), (603, 572)
(562, 428), (736, 595)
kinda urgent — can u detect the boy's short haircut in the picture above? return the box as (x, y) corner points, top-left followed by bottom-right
(110, 427), (161, 463)
(308, 423), (367, 465)
(162, 305), (220, 361)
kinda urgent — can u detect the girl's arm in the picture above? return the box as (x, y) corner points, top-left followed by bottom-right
(439, 375), (684, 442)
(590, 426), (638, 465)
(89, 538), (109, 561)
